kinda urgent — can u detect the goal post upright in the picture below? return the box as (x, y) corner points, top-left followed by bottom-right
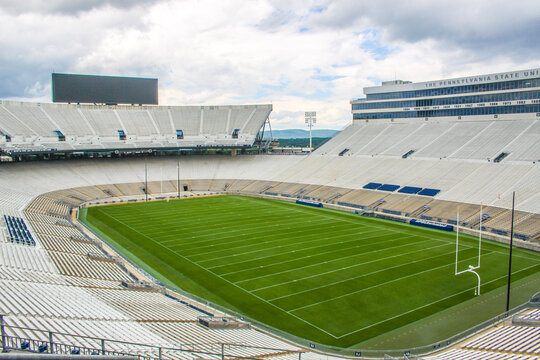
(455, 206), (460, 275)
(478, 201), (483, 268)
(454, 204), (483, 295)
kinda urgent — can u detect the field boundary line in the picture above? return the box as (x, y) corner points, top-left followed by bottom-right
(215, 227), (452, 276)
(97, 209), (340, 339)
(202, 268), (341, 339)
(184, 225), (374, 259)
(198, 229), (383, 267)
(488, 249), (539, 262)
(214, 233), (415, 274)
(289, 250), (485, 313)
(175, 202), (409, 251)
(120, 198), (365, 234)
(109, 200), (288, 222)
(242, 237), (442, 287)
(252, 197), (405, 232)
(158, 216), (331, 244)
(259, 242), (453, 295)
(335, 262), (540, 339)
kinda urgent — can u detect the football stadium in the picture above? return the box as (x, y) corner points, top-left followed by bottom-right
(0, 68), (539, 360)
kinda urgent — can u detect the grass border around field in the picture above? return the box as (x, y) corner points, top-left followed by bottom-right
(354, 274), (540, 349)
(79, 195), (540, 351)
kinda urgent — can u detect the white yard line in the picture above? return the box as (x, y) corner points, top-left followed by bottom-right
(113, 199), (343, 229)
(257, 242), (454, 295)
(204, 266), (340, 339)
(233, 235), (431, 282)
(488, 249), (540, 262)
(143, 213), (321, 240)
(182, 227), (369, 261)
(97, 209), (340, 339)
(208, 232), (413, 273)
(196, 228), (382, 266)
(94, 206), (540, 342)
(288, 251), (486, 313)
(168, 219), (365, 251)
(334, 262), (540, 339)
(211, 227), (452, 273)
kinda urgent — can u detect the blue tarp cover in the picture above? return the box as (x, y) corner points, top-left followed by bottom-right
(378, 184), (400, 192)
(418, 188), (440, 196)
(363, 182), (382, 190)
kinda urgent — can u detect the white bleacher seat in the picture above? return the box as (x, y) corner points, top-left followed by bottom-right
(79, 108), (121, 137)
(0, 108), (539, 360)
(147, 108), (174, 135)
(170, 107), (201, 136)
(383, 122), (454, 157)
(41, 105), (94, 136)
(0, 101), (270, 153)
(202, 107), (228, 135)
(449, 120), (534, 160)
(117, 108), (159, 136)
(504, 120), (540, 162)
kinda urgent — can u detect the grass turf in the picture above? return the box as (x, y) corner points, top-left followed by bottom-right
(81, 195), (540, 349)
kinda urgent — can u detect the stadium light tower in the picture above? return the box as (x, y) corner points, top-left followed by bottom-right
(305, 112), (316, 152)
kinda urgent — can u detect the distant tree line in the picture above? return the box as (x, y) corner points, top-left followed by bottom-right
(276, 137), (331, 148)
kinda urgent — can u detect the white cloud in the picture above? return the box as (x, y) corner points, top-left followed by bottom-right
(0, 0), (539, 129)
(0, 0), (159, 15)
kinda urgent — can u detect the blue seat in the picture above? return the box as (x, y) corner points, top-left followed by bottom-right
(418, 188), (440, 196)
(398, 186), (422, 194)
(378, 184), (400, 192)
(4, 216), (36, 246)
(363, 182), (382, 190)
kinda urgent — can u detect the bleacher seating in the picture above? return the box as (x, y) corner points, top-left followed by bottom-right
(0, 101), (271, 153)
(315, 118), (540, 164)
(0, 163), (538, 360)
(0, 106), (539, 360)
(0, 186), (303, 359)
(515, 309), (540, 321)
(3, 215), (35, 246)
(462, 324), (540, 356)
(425, 307), (540, 359)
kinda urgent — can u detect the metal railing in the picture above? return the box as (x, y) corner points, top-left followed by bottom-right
(0, 315), (303, 360)
(163, 297), (531, 359)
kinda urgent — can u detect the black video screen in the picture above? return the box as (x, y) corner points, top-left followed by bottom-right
(52, 73), (158, 105)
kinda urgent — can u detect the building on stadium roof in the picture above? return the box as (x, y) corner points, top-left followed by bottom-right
(351, 68), (540, 121)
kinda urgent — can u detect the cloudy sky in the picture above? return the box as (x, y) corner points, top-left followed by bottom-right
(0, 0), (539, 129)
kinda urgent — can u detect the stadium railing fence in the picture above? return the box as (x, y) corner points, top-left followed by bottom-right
(0, 315), (304, 360)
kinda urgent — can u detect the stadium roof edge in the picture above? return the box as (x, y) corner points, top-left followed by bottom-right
(364, 67), (540, 94)
(0, 99), (272, 110)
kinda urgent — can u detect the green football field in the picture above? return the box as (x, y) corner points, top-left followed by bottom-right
(81, 195), (540, 349)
